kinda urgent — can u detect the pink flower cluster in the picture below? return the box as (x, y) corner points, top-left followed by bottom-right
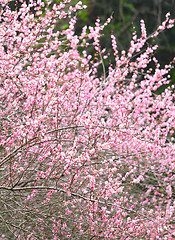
(0, 0), (175, 239)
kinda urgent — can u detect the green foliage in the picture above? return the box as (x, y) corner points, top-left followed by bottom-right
(77, 0), (89, 22)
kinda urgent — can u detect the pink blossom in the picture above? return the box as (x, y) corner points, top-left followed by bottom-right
(0, 3), (175, 239)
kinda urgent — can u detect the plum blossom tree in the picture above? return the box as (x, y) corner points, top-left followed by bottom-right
(0, 0), (175, 239)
